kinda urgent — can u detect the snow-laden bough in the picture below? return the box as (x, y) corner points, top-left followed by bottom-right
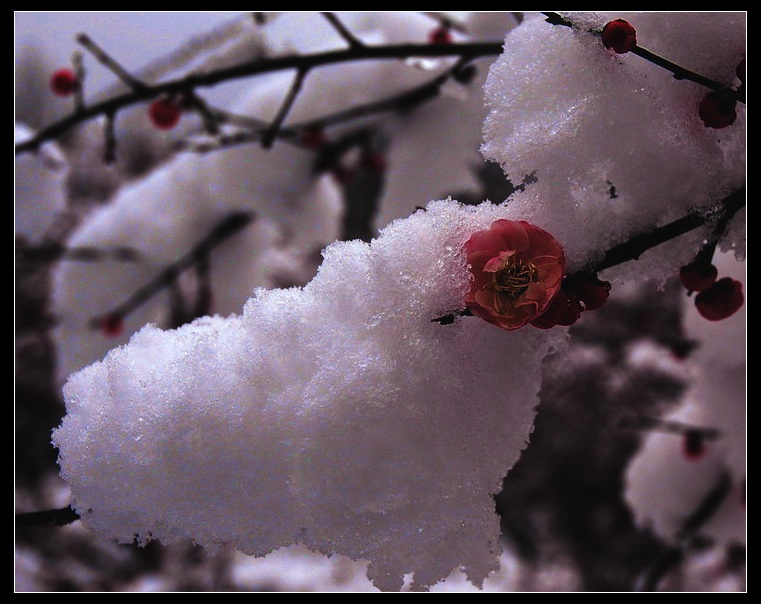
(53, 199), (568, 592)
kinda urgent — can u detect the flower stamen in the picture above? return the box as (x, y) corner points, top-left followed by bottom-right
(484, 259), (539, 314)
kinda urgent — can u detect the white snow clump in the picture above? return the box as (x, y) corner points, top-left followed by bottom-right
(53, 199), (567, 592)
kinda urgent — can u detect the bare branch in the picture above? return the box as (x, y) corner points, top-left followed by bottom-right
(16, 505), (79, 527)
(261, 67), (308, 149)
(16, 41), (502, 156)
(433, 188), (746, 325)
(90, 212), (253, 330)
(541, 12), (745, 103)
(321, 12), (365, 48)
(76, 32), (147, 92)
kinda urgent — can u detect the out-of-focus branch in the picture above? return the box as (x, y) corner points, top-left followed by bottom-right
(321, 12), (365, 49)
(15, 41), (502, 157)
(89, 211), (253, 331)
(261, 67), (308, 149)
(177, 56), (476, 154)
(636, 470), (735, 591)
(15, 505), (79, 527)
(15, 243), (141, 264)
(76, 32), (147, 92)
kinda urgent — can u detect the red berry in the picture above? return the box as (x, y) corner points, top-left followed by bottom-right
(361, 151), (386, 173)
(100, 313), (124, 337)
(149, 98), (182, 130)
(601, 19), (637, 54)
(428, 26), (452, 45)
(50, 68), (79, 97)
(300, 126), (327, 150)
(682, 429), (706, 461)
(679, 262), (718, 293)
(695, 277), (744, 321)
(698, 90), (737, 129)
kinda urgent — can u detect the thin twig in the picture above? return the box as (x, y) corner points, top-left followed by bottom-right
(321, 12), (365, 49)
(433, 188), (745, 324)
(637, 470), (734, 591)
(261, 67), (308, 149)
(176, 56), (474, 154)
(184, 90), (220, 135)
(15, 244), (141, 264)
(72, 50), (86, 113)
(103, 111), (116, 164)
(15, 505), (79, 527)
(16, 41), (502, 156)
(90, 211), (253, 330)
(76, 32), (147, 92)
(541, 12), (745, 103)
(619, 416), (721, 440)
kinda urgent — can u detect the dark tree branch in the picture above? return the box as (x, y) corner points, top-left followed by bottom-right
(434, 188), (745, 324)
(586, 187), (745, 274)
(90, 211), (253, 330)
(15, 243), (141, 264)
(15, 505), (79, 527)
(76, 32), (147, 92)
(176, 55), (476, 154)
(321, 12), (365, 49)
(541, 12), (745, 103)
(619, 416), (721, 441)
(637, 470), (734, 591)
(15, 41), (502, 156)
(261, 67), (308, 149)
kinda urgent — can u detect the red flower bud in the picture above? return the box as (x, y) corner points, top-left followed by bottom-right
(682, 429), (706, 461)
(530, 290), (582, 329)
(679, 262), (718, 293)
(149, 98), (183, 130)
(100, 313), (124, 337)
(50, 68), (80, 97)
(568, 273), (611, 311)
(300, 125), (327, 150)
(428, 26), (452, 45)
(698, 90), (737, 129)
(695, 277), (743, 321)
(464, 220), (566, 331)
(601, 19), (637, 54)
(361, 151), (387, 173)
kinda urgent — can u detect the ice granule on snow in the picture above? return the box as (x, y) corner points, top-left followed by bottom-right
(53, 199), (568, 592)
(481, 12), (745, 279)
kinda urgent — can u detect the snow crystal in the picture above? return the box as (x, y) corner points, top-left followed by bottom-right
(53, 199), (568, 592)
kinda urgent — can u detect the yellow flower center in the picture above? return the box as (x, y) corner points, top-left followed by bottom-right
(492, 260), (538, 312)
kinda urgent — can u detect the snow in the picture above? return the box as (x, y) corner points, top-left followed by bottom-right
(481, 12), (745, 278)
(53, 199), (569, 591)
